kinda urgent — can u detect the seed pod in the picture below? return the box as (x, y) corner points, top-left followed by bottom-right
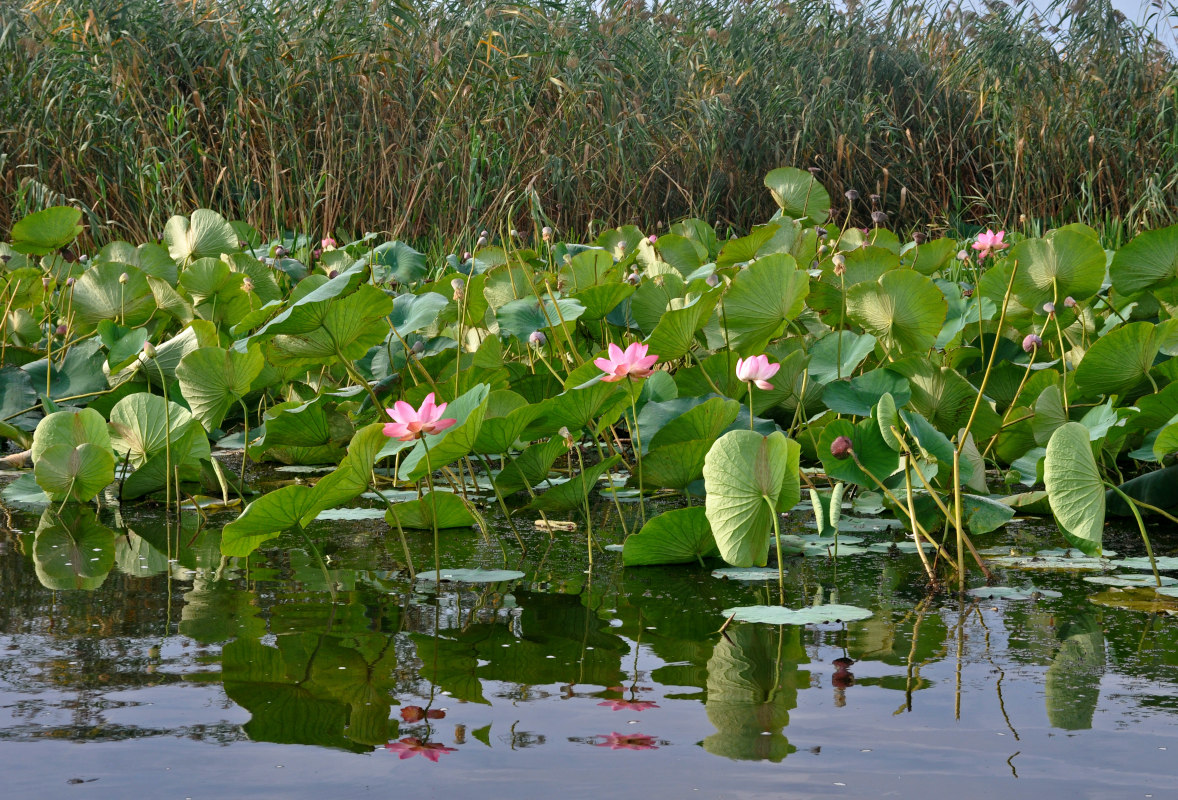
(1022, 334), (1043, 352)
(1064, 296), (1077, 308)
(831, 253), (847, 276)
(871, 210), (888, 226)
(913, 232), (927, 245)
(1042, 301), (1055, 314)
(411, 340), (424, 354)
(542, 226), (553, 242)
(830, 435), (853, 460)
(844, 189), (859, 202)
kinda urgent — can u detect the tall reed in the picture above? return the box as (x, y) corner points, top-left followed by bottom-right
(1, 0), (1175, 247)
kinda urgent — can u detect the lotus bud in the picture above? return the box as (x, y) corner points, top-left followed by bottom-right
(844, 189), (859, 202)
(1042, 301), (1055, 314)
(118, 272), (129, 284)
(830, 435), (853, 460)
(274, 246), (287, 258)
(815, 227), (828, 238)
(913, 232), (927, 245)
(706, 273), (720, 287)
(509, 229), (519, 238)
(831, 253), (846, 276)
(55, 324), (67, 337)
(480, 230), (489, 238)
(42, 276), (51, 290)
(808, 166), (820, 177)
(613, 243), (626, 261)
(60, 248), (76, 263)
(811, 260), (820, 269)
(558, 425), (574, 446)
(869, 193), (880, 205)
(1064, 296), (1077, 308)
(626, 271), (641, 286)
(871, 210), (888, 227)
(476, 236), (488, 248)
(321, 237), (337, 250)
(312, 248), (322, 259)
(647, 234), (658, 244)
(542, 226), (553, 242)
(142, 341), (157, 359)
(818, 244), (830, 256)
(956, 250), (968, 261)
(66, 277), (75, 287)
(529, 330), (547, 347)
(242, 276), (254, 292)
(327, 269), (339, 278)
(411, 340), (424, 354)
(462, 251), (471, 260)
(79, 254), (88, 262)
(1022, 334), (1043, 352)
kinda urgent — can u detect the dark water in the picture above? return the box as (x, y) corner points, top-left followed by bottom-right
(2, 488), (1177, 800)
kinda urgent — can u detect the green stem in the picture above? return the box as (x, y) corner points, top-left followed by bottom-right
(768, 496), (785, 605)
(423, 438), (441, 583)
(628, 381), (646, 524)
(1108, 484), (1162, 588)
(295, 524), (337, 603)
(572, 438), (594, 565)
(747, 383), (755, 431)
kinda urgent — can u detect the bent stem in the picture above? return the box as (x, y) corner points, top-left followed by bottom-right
(767, 496), (785, 605)
(422, 438), (441, 583)
(1108, 484), (1162, 587)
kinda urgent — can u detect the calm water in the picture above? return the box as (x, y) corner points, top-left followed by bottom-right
(2, 487), (1177, 800)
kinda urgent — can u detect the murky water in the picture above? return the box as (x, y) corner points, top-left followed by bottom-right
(2, 491), (1177, 799)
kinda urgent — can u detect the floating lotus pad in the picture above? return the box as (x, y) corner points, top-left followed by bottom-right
(803, 516), (903, 532)
(315, 507), (387, 521)
(721, 604), (873, 625)
(416, 569), (527, 583)
(866, 540), (929, 554)
(712, 567), (785, 581)
(1112, 556), (1178, 572)
(1088, 587), (1178, 613)
(1084, 574), (1178, 587)
(966, 586), (1062, 600)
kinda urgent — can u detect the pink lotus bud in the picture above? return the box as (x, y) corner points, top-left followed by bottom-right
(830, 435), (853, 460)
(1022, 334), (1043, 352)
(142, 342), (157, 359)
(55, 324), (67, 337)
(321, 237), (337, 249)
(706, 274), (719, 287)
(1042, 301), (1055, 314)
(327, 269), (339, 278)
(626, 272), (641, 285)
(1064, 296), (1077, 308)
(648, 234), (658, 244)
(528, 330), (547, 347)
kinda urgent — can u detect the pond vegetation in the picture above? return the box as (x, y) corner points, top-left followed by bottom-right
(3, 160), (1178, 792)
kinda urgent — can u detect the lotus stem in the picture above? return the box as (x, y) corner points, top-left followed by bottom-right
(627, 381), (646, 524)
(571, 437), (595, 565)
(1108, 484), (1162, 588)
(422, 437), (441, 583)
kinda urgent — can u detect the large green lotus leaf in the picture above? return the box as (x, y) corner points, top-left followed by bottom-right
(899, 408), (955, 466)
(522, 454), (621, 514)
(764, 167), (830, 223)
(720, 254), (809, 355)
(901, 237), (957, 275)
(847, 269), (945, 356)
(132, 320), (219, 385)
(0, 267), (46, 309)
(703, 430), (792, 567)
(267, 284), (392, 365)
(837, 245), (901, 286)
(1010, 226), (1105, 309)
(307, 423), (387, 511)
(22, 338), (109, 402)
(623, 506), (719, 566)
(640, 439), (713, 490)
(31, 407), (110, 463)
(96, 241), (178, 285)
(32, 507), (115, 589)
(1045, 616), (1105, 731)
(1044, 422), (1105, 555)
(179, 258), (253, 326)
(0, 365), (40, 431)
(822, 368), (909, 416)
(146, 275), (195, 323)
(70, 263), (156, 326)
(244, 266), (368, 342)
(876, 392), (901, 451)
(384, 491), (477, 529)
(395, 384), (490, 481)
(176, 344), (264, 432)
(370, 240), (428, 284)
(960, 493), (1016, 534)
(1073, 321), (1173, 399)
(522, 378), (624, 439)
(1031, 384), (1069, 446)
(1109, 222), (1178, 296)
(643, 287), (721, 360)
(1104, 464), (1178, 516)
(221, 484), (320, 556)
(807, 330), (877, 384)
(97, 320), (151, 372)
(109, 391), (196, 466)
(889, 358), (1002, 442)
(389, 291), (448, 336)
(11, 207), (83, 255)
(121, 420), (211, 499)
(560, 248), (616, 290)
(715, 224), (782, 268)
(670, 218), (720, 260)
(818, 417), (899, 489)
(493, 437), (569, 495)
(628, 272), (686, 334)
(649, 233), (706, 276)
(472, 391), (543, 453)
(495, 296), (586, 340)
(573, 283), (634, 321)
(34, 442), (115, 502)
(646, 396), (741, 452)
(163, 208), (239, 263)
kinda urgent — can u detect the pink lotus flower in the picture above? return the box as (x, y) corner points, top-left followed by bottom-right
(594, 732), (658, 750)
(597, 699), (658, 711)
(736, 354), (780, 390)
(383, 393), (457, 441)
(594, 342), (659, 383)
(971, 229), (1008, 259)
(384, 737), (457, 762)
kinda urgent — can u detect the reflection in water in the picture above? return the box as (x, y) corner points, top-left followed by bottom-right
(1045, 613), (1106, 730)
(703, 625), (806, 762)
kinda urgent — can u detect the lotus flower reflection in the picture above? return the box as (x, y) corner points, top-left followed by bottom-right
(384, 737), (457, 761)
